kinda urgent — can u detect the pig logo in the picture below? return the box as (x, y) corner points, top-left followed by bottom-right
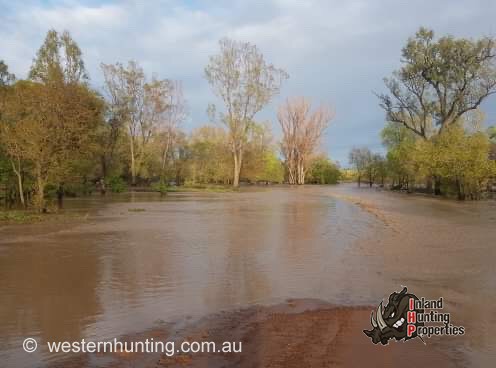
(363, 287), (424, 345)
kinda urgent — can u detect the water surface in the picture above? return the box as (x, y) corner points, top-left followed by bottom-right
(0, 186), (379, 366)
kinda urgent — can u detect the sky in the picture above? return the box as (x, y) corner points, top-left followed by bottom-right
(1, 0), (496, 165)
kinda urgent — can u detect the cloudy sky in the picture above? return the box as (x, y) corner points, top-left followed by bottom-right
(1, 0), (495, 164)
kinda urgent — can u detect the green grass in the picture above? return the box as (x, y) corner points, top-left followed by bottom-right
(0, 210), (90, 224)
(128, 208), (146, 212)
(165, 185), (235, 193)
(0, 210), (43, 224)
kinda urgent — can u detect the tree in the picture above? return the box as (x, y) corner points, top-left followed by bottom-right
(278, 97), (332, 184)
(0, 60), (15, 86)
(205, 38), (288, 187)
(187, 125), (232, 184)
(1, 80), (103, 211)
(378, 28), (496, 195)
(156, 81), (187, 186)
(381, 122), (417, 190)
(349, 147), (372, 187)
(306, 155), (341, 184)
(414, 125), (496, 200)
(241, 122), (283, 183)
(378, 28), (496, 139)
(101, 61), (177, 185)
(29, 29), (88, 84)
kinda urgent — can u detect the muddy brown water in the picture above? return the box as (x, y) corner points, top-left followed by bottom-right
(0, 185), (495, 367)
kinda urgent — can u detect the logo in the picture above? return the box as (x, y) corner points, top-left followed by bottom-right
(363, 287), (465, 345)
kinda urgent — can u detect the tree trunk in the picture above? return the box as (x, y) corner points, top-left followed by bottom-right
(130, 136), (136, 186)
(10, 158), (25, 207)
(456, 178), (465, 200)
(296, 159), (305, 185)
(35, 164), (46, 213)
(434, 176), (442, 196)
(357, 175), (361, 187)
(57, 183), (64, 209)
(233, 149), (242, 188)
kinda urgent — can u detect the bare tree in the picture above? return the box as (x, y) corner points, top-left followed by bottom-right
(205, 38), (288, 187)
(278, 97), (333, 184)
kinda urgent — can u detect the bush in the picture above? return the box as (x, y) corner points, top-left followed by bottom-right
(107, 176), (127, 193)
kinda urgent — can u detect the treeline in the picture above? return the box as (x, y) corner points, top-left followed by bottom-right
(0, 30), (338, 212)
(349, 28), (496, 200)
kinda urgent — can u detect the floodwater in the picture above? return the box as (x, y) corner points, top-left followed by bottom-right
(0, 185), (495, 367)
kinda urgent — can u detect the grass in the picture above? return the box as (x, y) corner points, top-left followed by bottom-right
(128, 208), (146, 212)
(0, 209), (90, 225)
(0, 210), (43, 224)
(164, 184), (235, 193)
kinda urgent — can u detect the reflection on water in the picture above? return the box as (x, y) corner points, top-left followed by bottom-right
(0, 187), (380, 366)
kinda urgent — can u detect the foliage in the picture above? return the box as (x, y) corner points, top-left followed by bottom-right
(29, 29), (88, 84)
(106, 175), (127, 193)
(378, 28), (496, 140)
(413, 125), (496, 199)
(306, 155), (340, 184)
(205, 38), (288, 187)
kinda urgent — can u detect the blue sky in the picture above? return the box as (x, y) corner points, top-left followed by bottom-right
(1, 0), (495, 165)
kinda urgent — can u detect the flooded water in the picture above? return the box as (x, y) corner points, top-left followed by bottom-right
(1, 185), (495, 367)
(0, 186), (381, 367)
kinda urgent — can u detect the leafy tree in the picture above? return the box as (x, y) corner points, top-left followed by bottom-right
(381, 122), (417, 190)
(378, 28), (496, 140)
(205, 38), (288, 187)
(306, 155), (340, 184)
(378, 28), (496, 195)
(0, 80), (103, 211)
(187, 125), (232, 184)
(0, 60), (15, 86)
(349, 147), (372, 187)
(29, 29), (88, 84)
(101, 61), (177, 185)
(414, 125), (496, 199)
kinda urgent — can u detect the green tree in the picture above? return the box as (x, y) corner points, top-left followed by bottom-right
(378, 28), (496, 195)
(205, 38), (288, 187)
(414, 125), (496, 200)
(29, 30), (88, 84)
(381, 122), (417, 190)
(1, 80), (103, 212)
(0, 60), (15, 86)
(306, 155), (340, 184)
(349, 147), (371, 187)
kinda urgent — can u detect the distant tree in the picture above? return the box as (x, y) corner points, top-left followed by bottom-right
(349, 147), (372, 187)
(489, 126), (496, 161)
(0, 60), (15, 86)
(156, 81), (187, 187)
(381, 122), (417, 190)
(29, 29), (88, 84)
(242, 122), (283, 183)
(205, 38), (288, 187)
(101, 61), (177, 185)
(278, 97), (333, 184)
(187, 125), (232, 184)
(306, 155), (341, 184)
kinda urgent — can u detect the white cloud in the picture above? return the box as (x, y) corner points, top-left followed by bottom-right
(1, 0), (495, 163)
